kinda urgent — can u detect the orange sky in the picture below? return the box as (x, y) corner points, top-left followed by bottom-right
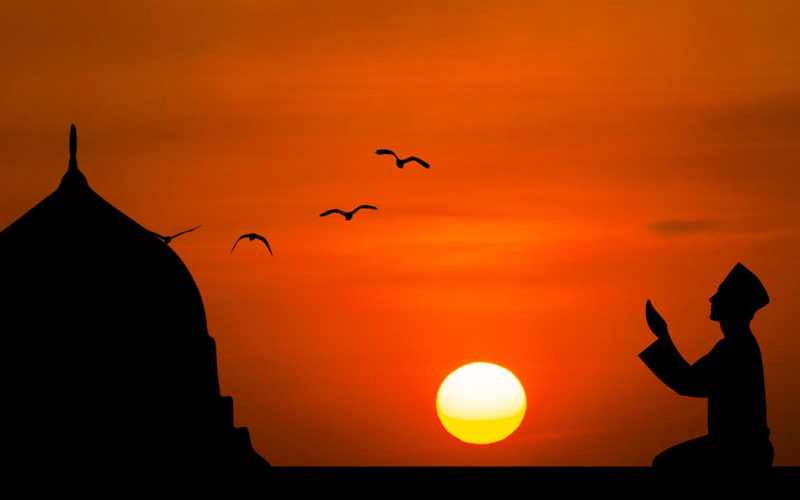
(2, 1), (799, 465)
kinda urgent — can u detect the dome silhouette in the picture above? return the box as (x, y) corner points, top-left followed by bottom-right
(0, 125), (268, 480)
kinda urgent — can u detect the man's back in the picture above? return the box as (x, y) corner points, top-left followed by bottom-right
(706, 334), (769, 439)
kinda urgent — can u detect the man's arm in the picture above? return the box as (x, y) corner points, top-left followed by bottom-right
(639, 337), (713, 397)
(640, 300), (713, 397)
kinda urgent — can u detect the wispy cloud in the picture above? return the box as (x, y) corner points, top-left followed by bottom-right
(646, 219), (722, 235)
(646, 218), (782, 236)
(508, 427), (589, 443)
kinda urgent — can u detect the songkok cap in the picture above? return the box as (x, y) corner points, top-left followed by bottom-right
(718, 263), (770, 313)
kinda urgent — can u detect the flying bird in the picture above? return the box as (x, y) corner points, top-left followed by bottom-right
(152, 225), (201, 245)
(231, 233), (273, 255)
(319, 205), (377, 221)
(376, 149), (430, 169)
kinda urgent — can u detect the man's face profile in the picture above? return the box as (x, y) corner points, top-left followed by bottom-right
(709, 289), (727, 322)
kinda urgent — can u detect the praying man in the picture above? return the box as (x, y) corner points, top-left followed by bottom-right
(640, 263), (773, 468)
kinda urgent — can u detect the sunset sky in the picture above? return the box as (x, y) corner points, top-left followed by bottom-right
(1, 1), (799, 465)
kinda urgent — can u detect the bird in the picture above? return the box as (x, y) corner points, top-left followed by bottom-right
(376, 149), (429, 169)
(231, 233), (273, 255)
(319, 205), (377, 221)
(152, 225), (201, 245)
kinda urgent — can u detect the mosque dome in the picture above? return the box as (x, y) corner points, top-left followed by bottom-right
(0, 125), (267, 479)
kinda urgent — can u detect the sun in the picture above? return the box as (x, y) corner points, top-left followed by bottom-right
(436, 362), (526, 444)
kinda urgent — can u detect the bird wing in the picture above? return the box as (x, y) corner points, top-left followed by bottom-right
(376, 149), (398, 159)
(320, 209), (346, 217)
(405, 157), (430, 168)
(170, 225), (201, 239)
(231, 235), (246, 253)
(353, 205), (378, 213)
(253, 234), (273, 256)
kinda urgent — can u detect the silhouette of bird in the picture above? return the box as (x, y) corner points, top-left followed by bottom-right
(376, 149), (429, 169)
(319, 205), (377, 221)
(231, 233), (273, 255)
(152, 225), (201, 245)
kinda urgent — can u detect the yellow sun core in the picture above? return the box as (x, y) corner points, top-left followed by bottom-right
(436, 362), (526, 444)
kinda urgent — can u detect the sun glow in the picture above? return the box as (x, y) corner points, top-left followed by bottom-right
(436, 362), (526, 445)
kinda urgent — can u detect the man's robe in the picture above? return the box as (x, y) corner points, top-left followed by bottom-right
(639, 333), (772, 466)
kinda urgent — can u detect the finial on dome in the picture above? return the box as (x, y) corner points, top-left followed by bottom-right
(69, 124), (77, 170)
(60, 123), (88, 189)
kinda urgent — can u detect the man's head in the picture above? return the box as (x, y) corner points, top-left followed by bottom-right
(710, 263), (769, 323)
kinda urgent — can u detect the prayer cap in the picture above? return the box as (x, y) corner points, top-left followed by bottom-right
(719, 263), (770, 313)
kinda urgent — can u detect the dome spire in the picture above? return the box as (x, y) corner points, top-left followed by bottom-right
(60, 123), (87, 189)
(69, 124), (77, 171)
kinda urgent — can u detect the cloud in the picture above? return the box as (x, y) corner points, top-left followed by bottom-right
(509, 427), (589, 443)
(646, 218), (782, 236)
(646, 219), (722, 235)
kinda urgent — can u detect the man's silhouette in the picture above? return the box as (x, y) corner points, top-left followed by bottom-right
(640, 263), (773, 468)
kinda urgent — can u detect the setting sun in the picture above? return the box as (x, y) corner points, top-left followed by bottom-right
(436, 363), (527, 445)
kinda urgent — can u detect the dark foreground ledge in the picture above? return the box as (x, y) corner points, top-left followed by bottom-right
(14, 466), (798, 493)
(265, 466), (798, 495)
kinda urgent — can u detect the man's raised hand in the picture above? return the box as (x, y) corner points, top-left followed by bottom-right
(646, 300), (669, 339)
